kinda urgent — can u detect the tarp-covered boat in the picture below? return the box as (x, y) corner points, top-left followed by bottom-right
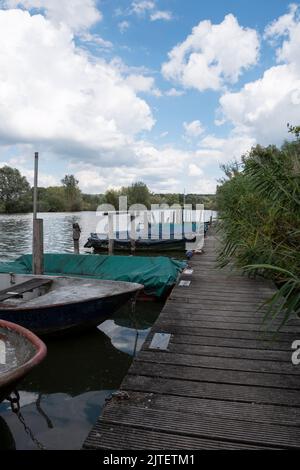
(85, 234), (188, 252)
(84, 222), (209, 252)
(0, 274), (143, 335)
(0, 254), (186, 300)
(0, 319), (46, 403)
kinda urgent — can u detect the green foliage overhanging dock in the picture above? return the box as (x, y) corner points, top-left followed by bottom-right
(83, 229), (300, 450)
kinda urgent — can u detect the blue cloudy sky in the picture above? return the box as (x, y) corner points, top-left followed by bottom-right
(0, 0), (299, 193)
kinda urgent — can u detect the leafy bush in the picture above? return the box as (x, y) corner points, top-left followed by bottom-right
(216, 131), (300, 328)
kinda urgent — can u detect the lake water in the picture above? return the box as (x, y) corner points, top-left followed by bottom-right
(0, 210), (215, 261)
(0, 210), (213, 449)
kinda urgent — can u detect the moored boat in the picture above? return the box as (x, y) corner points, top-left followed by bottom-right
(84, 221), (210, 253)
(0, 274), (143, 335)
(0, 319), (47, 403)
(0, 254), (186, 301)
(84, 234), (188, 252)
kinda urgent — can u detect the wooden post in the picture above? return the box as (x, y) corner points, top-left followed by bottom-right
(33, 152), (38, 220)
(33, 219), (44, 275)
(108, 212), (114, 255)
(32, 152), (44, 275)
(73, 223), (81, 254)
(210, 215), (213, 225)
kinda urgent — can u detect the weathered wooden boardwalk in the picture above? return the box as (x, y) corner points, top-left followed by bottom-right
(83, 230), (300, 450)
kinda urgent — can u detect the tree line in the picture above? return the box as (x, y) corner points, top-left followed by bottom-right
(0, 167), (217, 213)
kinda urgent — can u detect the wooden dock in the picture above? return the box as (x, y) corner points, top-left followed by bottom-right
(83, 230), (300, 450)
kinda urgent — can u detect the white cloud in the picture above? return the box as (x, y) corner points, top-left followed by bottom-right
(188, 163), (203, 176)
(183, 120), (204, 138)
(125, 74), (161, 96)
(219, 5), (300, 145)
(131, 1), (155, 16)
(130, 1), (173, 23)
(150, 10), (172, 22)
(71, 144), (218, 194)
(0, 9), (154, 165)
(165, 88), (185, 97)
(4, 0), (102, 32)
(1, 156), (59, 186)
(265, 3), (300, 68)
(198, 134), (256, 164)
(118, 20), (130, 33)
(264, 3), (298, 40)
(162, 14), (259, 92)
(22, 168), (59, 187)
(79, 32), (113, 49)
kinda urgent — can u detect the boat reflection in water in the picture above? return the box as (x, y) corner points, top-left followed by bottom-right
(0, 301), (162, 449)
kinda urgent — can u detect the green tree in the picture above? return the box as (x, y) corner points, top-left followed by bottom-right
(103, 188), (121, 209)
(61, 175), (82, 211)
(126, 182), (151, 208)
(82, 193), (104, 211)
(39, 187), (67, 212)
(0, 166), (31, 213)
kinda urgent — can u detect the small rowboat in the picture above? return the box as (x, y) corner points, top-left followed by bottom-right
(0, 319), (47, 403)
(0, 274), (143, 335)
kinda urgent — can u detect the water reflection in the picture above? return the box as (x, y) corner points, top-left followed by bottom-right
(0, 301), (162, 450)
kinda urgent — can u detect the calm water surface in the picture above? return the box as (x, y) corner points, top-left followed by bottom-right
(0, 212), (101, 261)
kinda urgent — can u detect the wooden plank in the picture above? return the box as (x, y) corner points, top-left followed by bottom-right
(151, 323), (297, 343)
(176, 283), (275, 293)
(148, 341), (293, 362)
(161, 304), (283, 318)
(102, 404), (299, 449)
(160, 333), (293, 352)
(83, 422), (271, 450)
(118, 391), (300, 427)
(155, 317), (297, 334)
(0, 277), (52, 302)
(171, 292), (273, 302)
(164, 299), (270, 311)
(129, 361), (300, 390)
(135, 350), (300, 376)
(165, 299), (270, 312)
(122, 374), (300, 406)
(159, 310), (299, 327)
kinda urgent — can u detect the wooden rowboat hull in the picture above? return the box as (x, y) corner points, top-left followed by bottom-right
(0, 320), (47, 403)
(0, 291), (137, 336)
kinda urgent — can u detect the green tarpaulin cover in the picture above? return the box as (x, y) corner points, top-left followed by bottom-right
(0, 253), (186, 298)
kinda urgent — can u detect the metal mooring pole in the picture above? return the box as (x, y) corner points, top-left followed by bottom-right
(32, 152), (44, 275)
